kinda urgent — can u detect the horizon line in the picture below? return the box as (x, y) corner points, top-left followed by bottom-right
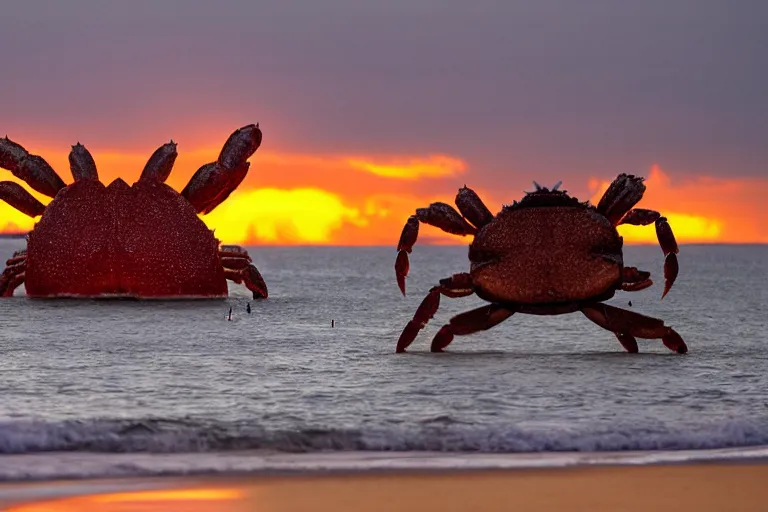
(0, 234), (765, 248)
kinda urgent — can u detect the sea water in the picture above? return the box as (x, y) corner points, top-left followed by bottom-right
(0, 240), (766, 481)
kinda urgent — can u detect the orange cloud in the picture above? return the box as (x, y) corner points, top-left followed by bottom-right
(346, 154), (466, 180)
(589, 165), (768, 244)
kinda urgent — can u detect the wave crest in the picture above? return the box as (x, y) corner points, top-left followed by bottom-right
(2, 417), (768, 455)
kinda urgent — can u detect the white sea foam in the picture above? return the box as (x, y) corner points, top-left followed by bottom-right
(1, 446), (768, 482)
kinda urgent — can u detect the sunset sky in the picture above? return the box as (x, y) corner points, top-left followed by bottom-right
(1, 1), (766, 245)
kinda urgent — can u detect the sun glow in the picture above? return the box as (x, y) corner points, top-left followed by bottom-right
(202, 187), (367, 245)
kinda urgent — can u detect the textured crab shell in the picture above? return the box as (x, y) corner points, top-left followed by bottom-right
(468, 203), (623, 305)
(24, 178), (227, 298)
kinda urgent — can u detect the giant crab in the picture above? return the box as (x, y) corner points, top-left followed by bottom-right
(394, 174), (687, 354)
(0, 124), (268, 299)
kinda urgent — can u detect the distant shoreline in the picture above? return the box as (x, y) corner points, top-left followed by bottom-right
(0, 233), (26, 239)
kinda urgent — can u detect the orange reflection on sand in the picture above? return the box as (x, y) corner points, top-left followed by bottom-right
(6, 488), (243, 512)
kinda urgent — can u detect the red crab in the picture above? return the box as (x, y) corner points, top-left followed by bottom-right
(0, 124), (268, 299)
(394, 175), (686, 354)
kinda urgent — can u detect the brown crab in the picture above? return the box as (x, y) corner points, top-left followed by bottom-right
(394, 174), (686, 354)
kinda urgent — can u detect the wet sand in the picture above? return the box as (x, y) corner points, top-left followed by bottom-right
(1, 463), (766, 511)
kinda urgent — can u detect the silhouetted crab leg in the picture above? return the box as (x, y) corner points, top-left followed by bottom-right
(181, 124), (262, 214)
(219, 244), (253, 262)
(138, 141), (178, 183)
(596, 174), (647, 226)
(0, 254), (26, 297)
(620, 266), (653, 292)
(0, 182), (46, 217)
(68, 143), (99, 182)
(6, 249), (27, 266)
(219, 245), (267, 299)
(0, 137), (66, 198)
(430, 304), (516, 353)
(455, 186), (495, 230)
(395, 203), (477, 295)
(618, 208), (660, 226)
(619, 207), (680, 299)
(223, 266), (268, 299)
(580, 303), (687, 354)
(656, 217), (679, 299)
(396, 273), (475, 353)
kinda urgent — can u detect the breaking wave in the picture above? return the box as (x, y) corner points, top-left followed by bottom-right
(2, 417), (768, 455)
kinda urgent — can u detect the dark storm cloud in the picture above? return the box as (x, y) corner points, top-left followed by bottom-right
(1, 0), (766, 195)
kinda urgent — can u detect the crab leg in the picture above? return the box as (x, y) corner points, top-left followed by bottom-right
(0, 254), (26, 297)
(618, 208), (660, 226)
(223, 266), (268, 299)
(656, 216), (679, 299)
(430, 304), (516, 353)
(455, 186), (495, 230)
(181, 124), (262, 214)
(219, 244), (253, 262)
(6, 249), (27, 266)
(618, 207), (680, 299)
(0, 137), (66, 198)
(220, 245), (267, 299)
(395, 202), (477, 296)
(596, 174), (647, 226)
(396, 273), (475, 353)
(620, 266), (653, 292)
(68, 143), (99, 182)
(138, 141), (178, 184)
(0, 182), (46, 217)
(580, 302), (687, 354)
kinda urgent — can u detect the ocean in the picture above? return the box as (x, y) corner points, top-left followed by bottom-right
(1, 240), (767, 481)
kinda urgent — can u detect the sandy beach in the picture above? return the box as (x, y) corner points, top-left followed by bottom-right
(1, 462), (767, 511)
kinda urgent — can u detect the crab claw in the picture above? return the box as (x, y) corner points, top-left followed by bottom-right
(224, 265), (268, 299)
(218, 124), (263, 169)
(1, 137), (66, 198)
(395, 250), (410, 296)
(656, 217), (679, 255)
(395, 216), (419, 295)
(656, 217), (679, 299)
(181, 125), (260, 215)
(455, 186), (494, 229)
(181, 161), (250, 214)
(597, 174), (646, 225)
(243, 264), (268, 299)
(68, 143), (99, 182)
(0, 137), (27, 172)
(139, 141), (178, 184)
(0, 181), (46, 217)
(662, 253), (679, 299)
(397, 216), (419, 253)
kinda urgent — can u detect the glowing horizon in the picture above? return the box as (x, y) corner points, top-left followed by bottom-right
(2, 143), (767, 247)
